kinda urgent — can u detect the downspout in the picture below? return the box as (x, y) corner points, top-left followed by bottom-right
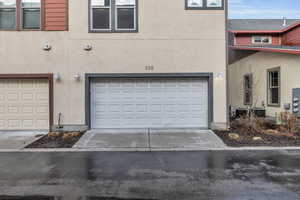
(225, 0), (230, 129)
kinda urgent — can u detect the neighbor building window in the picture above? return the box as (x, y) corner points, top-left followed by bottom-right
(22, 0), (41, 29)
(186, 0), (223, 9)
(268, 68), (280, 106)
(244, 74), (252, 105)
(0, 0), (16, 30)
(252, 36), (272, 45)
(90, 0), (137, 32)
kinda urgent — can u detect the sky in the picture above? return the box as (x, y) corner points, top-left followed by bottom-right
(229, 0), (300, 19)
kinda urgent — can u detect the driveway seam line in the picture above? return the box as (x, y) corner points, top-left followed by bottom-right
(148, 128), (151, 151)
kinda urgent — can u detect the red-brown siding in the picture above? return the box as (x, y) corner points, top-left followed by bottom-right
(272, 36), (281, 45)
(282, 26), (300, 45)
(235, 35), (252, 45)
(235, 34), (281, 46)
(44, 0), (68, 31)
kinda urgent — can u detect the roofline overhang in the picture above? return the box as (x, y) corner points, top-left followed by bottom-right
(230, 45), (300, 55)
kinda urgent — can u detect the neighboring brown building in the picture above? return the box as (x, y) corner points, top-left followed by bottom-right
(228, 19), (300, 118)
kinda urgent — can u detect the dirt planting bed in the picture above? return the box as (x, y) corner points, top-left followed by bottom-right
(26, 132), (85, 148)
(214, 130), (300, 147)
(215, 113), (300, 147)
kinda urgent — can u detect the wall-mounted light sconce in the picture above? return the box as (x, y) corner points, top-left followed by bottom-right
(74, 73), (81, 81)
(54, 73), (61, 82)
(84, 44), (92, 51)
(43, 44), (52, 51)
(215, 72), (224, 81)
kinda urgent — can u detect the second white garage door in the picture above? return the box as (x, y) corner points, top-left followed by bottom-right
(91, 78), (209, 129)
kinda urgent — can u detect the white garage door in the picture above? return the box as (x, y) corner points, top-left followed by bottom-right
(91, 78), (209, 129)
(0, 79), (49, 130)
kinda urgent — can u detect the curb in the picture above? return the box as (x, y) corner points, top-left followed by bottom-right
(0, 146), (300, 152)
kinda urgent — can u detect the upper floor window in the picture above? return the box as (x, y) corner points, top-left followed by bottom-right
(0, 0), (16, 30)
(22, 0), (41, 29)
(186, 0), (224, 10)
(90, 0), (137, 32)
(252, 36), (272, 45)
(0, 0), (41, 30)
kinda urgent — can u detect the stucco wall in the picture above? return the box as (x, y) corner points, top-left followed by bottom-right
(0, 0), (227, 127)
(229, 51), (300, 117)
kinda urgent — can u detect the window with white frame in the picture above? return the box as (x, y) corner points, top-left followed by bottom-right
(91, 0), (111, 30)
(207, 0), (222, 7)
(267, 68), (280, 106)
(186, 0), (223, 9)
(90, 0), (137, 32)
(22, 0), (41, 29)
(0, 0), (16, 29)
(252, 36), (272, 44)
(187, 0), (203, 8)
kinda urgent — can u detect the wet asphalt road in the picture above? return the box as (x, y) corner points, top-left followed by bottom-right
(0, 150), (300, 200)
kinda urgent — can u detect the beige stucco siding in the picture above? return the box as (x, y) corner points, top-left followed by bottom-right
(229, 51), (300, 117)
(0, 0), (227, 127)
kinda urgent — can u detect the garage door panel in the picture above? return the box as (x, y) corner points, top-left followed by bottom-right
(91, 78), (209, 129)
(0, 79), (49, 130)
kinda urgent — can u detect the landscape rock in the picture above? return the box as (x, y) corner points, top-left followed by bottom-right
(229, 133), (240, 140)
(253, 136), (263, 141)
(264, 129), (279, 135)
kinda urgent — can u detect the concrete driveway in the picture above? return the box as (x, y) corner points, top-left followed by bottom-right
(0, 131), (46, 150)
(74, 129), (227, 150)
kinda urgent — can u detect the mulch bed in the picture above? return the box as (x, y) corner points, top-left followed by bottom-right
(26, 132), (85, 148)
(214, 130), (300, 147)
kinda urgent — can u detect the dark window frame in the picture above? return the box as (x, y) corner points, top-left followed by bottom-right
(243, 73), (253, 106)
(0, 0), (42, 31)
(267, 67), (281, 107)
(89, 0), (138, 33)
(185, 0), (224, 10)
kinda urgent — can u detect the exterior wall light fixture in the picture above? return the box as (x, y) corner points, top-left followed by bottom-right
(54, 73), (61, 82)
(84, 44), (92, 51)
(43, 44), (52, 51)
(74, 73), (81, 81)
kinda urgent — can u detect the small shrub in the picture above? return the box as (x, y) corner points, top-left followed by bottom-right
(279, 112), (300, 135)
(231, 115), (269, 134)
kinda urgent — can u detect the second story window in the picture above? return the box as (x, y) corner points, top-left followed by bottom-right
(186, 0), (223, 10)
(0, 0), (41, 30)
(91, 0), (111, 30)
(252, 36), (272, 45)
(0, 0), (16, 30)
(22, 0), (41, 29)
(90, 0), (137, 32)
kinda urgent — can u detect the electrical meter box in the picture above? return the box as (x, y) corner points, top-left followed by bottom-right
(292, 88), (300, 117)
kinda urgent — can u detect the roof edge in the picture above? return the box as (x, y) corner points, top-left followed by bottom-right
(230, 21), (300, 34)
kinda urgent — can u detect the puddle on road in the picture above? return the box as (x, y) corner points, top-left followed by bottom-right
(0, 196), (157, 200)
(0, 196), (55, 200)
